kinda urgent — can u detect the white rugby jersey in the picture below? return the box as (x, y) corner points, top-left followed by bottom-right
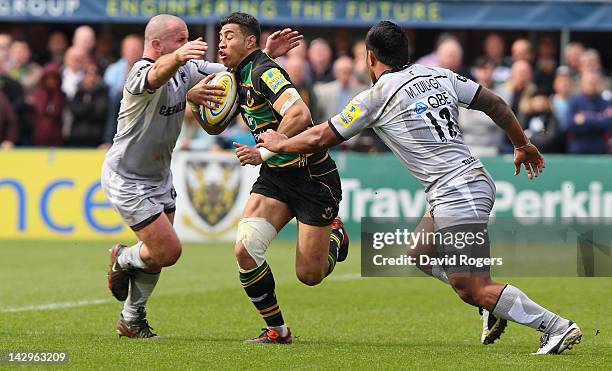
(104, 58), (226, 180)
(329, 64), (484, 192)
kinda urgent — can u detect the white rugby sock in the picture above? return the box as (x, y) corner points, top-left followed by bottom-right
(118, 242), (146, 269)
(121, 270), (160, 322)
(269, 324), (289, 337)
(492, 285), (570, 334)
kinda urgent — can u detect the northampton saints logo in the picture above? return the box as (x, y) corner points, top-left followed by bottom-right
(174, 152), (259, 240)
(184, 157), (241, 227)
(246, 89), (255, 107)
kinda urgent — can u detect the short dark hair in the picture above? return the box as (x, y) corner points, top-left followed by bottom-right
(365, 21), (410, 68)
(220, 12), (261, 42)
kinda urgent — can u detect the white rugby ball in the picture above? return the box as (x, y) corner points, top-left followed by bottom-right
(200, 70), (239, 128)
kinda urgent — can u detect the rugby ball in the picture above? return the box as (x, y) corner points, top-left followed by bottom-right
(200, 70), (239, 128)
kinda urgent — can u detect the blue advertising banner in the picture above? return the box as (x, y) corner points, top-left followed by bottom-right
(0, 1), (611, 30)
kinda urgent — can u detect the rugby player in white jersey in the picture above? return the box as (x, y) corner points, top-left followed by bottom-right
(102, 14), (301, 338)
(257, 21), (582, 355)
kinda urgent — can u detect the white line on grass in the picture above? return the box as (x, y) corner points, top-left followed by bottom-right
(1, 274), (363, 313)
(1, 299), (111, 313)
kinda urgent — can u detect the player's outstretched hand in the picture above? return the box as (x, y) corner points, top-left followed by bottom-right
(234, 142), (263, 166)
(265, 28), (304, 58)
(514, 143), (545, 180)
(257, 129), (288, 153)
(187, 74), (225, 109)
(174, 37), (208, 65)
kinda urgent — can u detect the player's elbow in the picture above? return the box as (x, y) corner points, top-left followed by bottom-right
(492, 95), (509, 114)
(299, 109), (313, 126)
(292, 107), (312, 131)
(146, 76), (160, 90)
(283, 100), (312, 128)
(484, 94), (509, 120)
(145, 67), (165, 90)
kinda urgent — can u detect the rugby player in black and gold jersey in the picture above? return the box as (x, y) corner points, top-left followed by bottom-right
(187, 12), (349, 344)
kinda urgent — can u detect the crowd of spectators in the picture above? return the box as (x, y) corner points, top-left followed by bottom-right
(419, 33), (612, 155)
(0, 25), (610, 154)
(0, 26), (146, 150)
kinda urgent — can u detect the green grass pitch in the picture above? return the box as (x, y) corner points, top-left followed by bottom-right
(1, 240), (611, 369)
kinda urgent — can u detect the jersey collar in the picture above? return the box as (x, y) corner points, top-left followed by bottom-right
(375, 64), (412, 85)
(236, 49), (263, 77)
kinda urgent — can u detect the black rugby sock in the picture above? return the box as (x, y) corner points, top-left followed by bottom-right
(326, 229), (343, 276)
(240, 261), (284, 327)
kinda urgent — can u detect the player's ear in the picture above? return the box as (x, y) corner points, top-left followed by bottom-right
(247, 35), (257, 49)
(151, 38), (162, 53)
(367, 50), (377, 68)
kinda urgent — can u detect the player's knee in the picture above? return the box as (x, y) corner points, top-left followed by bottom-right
(235, 241), (257, 270)
(297, 273), (323, 286)
(163, 245), (182, 267)
(296, 267), (324, 286)
(455, 287), (479, 306)
(235, 217), (277, 270)
(150, 241), (181, 267)
(451, 280), (489, 307)
(450, 278), (479, 306)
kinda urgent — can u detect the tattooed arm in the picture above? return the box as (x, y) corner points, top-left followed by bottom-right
(470, 86), (545, 179)
(470, 86), (529, 146)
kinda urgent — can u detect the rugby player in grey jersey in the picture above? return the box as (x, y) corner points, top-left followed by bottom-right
(258, 21), (581, 355)
(102, 13), (302, 338)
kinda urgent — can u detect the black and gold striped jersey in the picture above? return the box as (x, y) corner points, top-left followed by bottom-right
(235, 49), (326, 171)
